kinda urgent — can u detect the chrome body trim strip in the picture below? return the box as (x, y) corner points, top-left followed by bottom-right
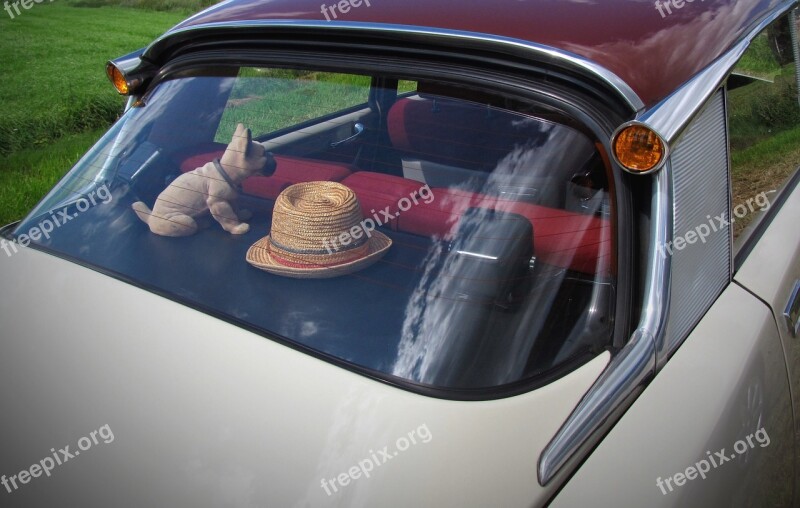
(537, 328), (656, 484)
(637, 41), (749, 143)
(539, 164), (673, 484)
(145, 20), (645, 112)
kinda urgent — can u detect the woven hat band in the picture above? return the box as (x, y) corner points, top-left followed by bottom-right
(269, 233), (368, 256)
(270, 241), (370, 266)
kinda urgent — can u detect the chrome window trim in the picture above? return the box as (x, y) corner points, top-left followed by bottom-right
(636, 0), (798, 144)
(538, 164), (672, 485)
(143, 20), (645, 112)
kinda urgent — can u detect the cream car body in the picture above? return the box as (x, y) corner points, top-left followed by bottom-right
(1, 0), (799, 506)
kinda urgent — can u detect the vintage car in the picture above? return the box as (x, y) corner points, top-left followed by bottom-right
(1, 0), (799, 506)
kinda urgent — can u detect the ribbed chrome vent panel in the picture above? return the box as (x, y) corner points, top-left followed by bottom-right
(665, 90), (731, 354)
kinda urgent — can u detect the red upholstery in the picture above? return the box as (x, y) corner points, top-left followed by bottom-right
(340, 172), (424, 230)
(402, 188), (611, 275)
(344, 172), (611, 276)
(262, 156), (352, 196)
(176, 143), (227, 173)
(241, 177), (291, 200)
(176, 146), (353, 200)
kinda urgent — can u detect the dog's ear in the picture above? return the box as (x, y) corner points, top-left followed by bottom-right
(244, 127), (253, 157)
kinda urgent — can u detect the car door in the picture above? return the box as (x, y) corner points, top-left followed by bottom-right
(734, 170), (800, 501)
(550, 281), (794, 507)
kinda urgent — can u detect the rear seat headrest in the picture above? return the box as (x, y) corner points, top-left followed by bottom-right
(386, 96), (521, 171)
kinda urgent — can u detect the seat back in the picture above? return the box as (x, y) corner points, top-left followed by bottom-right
(387, 96), (523, 174)
(174, 144), (353, 200)
(341, 172), (611, 276)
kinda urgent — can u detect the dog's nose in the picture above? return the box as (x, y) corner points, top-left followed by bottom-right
(260, 152), (277, 176)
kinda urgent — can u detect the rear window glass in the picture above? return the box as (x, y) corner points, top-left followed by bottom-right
(14, 66), (615, 394)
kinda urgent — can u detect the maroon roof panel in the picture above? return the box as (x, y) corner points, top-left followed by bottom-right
(169, 0), (785, 106)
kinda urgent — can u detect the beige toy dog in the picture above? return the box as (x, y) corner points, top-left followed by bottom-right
(133, 124), (274, 237)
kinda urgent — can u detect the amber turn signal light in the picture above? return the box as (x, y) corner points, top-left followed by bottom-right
(612, 124), (667, 174)
(106, 63), (130, 95)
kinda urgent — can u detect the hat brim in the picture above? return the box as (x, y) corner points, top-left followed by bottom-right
(246, 230), (392, 279)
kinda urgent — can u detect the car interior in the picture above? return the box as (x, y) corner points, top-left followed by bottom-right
(22, 68), (617, 392)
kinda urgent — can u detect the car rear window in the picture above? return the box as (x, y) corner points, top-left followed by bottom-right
(14, 65), (615, 395)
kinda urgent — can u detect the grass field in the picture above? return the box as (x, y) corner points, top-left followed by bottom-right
(0, 129), (108, 224)
(0, 2), (197, 224)
(216, 70), (374, 142)
(728, 32), (800, 234)
(69, 0), (213, 11)
(0, 4), (798, 228)
(0, 3), (189, 155)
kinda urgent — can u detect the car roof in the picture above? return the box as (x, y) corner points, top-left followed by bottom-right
(167, 0), (786, 107)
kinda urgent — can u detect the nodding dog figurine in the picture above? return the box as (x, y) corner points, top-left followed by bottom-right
(133, 124), (275, 237)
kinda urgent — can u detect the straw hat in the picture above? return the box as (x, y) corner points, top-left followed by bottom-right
(246, 181), (392, 278)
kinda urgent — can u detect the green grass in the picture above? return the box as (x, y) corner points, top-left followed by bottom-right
(732, 124), (800, 172)
(729, 33), (798, 153)
(0, 2), (189, 221)
(0, 130), (106, 225)
(727, 29), (800, 231)
(734, 33), (783, 80)
(728, 63), (800, 151)
(0, 3), (186, 156)
(729, 124), (800, 236)
(67, 0), (213, 12)
(216, 72), (419, 141)
(729, 35), (800, 236)
(216, 70), (373, 141)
